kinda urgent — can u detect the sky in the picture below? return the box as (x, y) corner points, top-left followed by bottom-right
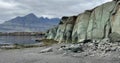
(0, 0), (112, 23)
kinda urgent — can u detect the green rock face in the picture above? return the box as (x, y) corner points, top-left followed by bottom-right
(54, 16), (77, 43)
(87, 1), (116, 39)
(72, 11), (91, 42)
(45, 0), (120, 43)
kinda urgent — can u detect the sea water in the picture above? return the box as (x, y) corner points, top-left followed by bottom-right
(0, 36), (41, 45)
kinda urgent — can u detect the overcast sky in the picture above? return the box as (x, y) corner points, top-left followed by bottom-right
(0, 0), (112, 23)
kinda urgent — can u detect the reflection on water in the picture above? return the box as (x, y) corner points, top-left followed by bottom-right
(0, 36), (41, 44)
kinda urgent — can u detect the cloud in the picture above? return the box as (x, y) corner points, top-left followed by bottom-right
(0, 0), (112, 23)
(0, 0), (19, 9)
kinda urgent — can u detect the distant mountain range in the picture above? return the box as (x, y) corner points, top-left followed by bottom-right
(0, 13), (60, 32)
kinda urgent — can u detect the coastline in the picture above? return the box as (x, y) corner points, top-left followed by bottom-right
(0, 44), (81, 63)
(0, 43), (120, 63)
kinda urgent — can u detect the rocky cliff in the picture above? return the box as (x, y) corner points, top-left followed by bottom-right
(45, 0), (120, 43)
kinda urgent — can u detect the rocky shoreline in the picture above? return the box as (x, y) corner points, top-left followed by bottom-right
(39, 38), (120, 57)
(1, 36), (120, 58)
(0, 40), (120, 63)
(0, 32), (45, 36)
(0, 43), (43, 49)
(1, 0), (120, 63)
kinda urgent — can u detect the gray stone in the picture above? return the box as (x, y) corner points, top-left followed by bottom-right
(40, 47), (53, 53)
(101, 38), (111, 43)
(109, 32), (120, 42)
(64, 44), (83, 53)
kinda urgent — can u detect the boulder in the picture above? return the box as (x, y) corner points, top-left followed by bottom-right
(40, 47), (53, 53)
(109, 32), (120, 42)
(62, 44), (83, 53)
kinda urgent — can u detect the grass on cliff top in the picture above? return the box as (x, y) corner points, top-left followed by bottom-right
(41, 39), (58, 46)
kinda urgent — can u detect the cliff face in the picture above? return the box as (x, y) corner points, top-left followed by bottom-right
(45, 0), (120, 43)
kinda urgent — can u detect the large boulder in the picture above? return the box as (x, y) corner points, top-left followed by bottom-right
(109, 32), (120, 42)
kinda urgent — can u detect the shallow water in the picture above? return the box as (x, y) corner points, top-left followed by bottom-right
(0, 36), (41, 45)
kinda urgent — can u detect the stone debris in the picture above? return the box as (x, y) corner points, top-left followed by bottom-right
(52, 40), (120, 57)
